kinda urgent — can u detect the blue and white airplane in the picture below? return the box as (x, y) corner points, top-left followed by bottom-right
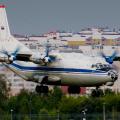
(0, 4), (118, 95)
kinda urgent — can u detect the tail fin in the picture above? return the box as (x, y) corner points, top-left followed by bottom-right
(0, 4), (10, 40)
(0, 4), (31, 54)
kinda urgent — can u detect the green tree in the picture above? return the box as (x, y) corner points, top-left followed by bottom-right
(59, 96), (88, 114)
(39, 108), (49, 120)
(0, 74), (9, 113)
(8, 89), (30, 114)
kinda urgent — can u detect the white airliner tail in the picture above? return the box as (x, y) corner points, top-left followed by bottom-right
(0, 4), (31, 54)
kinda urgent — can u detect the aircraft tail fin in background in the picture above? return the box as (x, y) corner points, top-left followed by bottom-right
(0, 4), (10, 40)
(0, 4), (31, 54)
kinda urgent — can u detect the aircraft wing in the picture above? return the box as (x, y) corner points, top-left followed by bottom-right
(0, 48), (60, 64)
(15, 52), (58, 64)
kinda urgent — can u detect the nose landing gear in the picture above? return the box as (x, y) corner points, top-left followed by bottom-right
(91, 87), (104, 97)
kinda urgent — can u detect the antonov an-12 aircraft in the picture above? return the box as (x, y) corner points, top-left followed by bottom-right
(0, 4), (119, 96)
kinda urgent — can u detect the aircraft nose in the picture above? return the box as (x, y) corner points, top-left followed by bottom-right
(108, 70), (118, 81)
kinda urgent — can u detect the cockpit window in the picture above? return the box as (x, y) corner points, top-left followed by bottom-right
(103, 64), (107, 67)
(99, 64), (103, 68)
(91, 63), (112, 71)
(91, 64), (95, 68)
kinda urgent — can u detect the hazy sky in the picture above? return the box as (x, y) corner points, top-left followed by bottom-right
(1, 0), (120, 35)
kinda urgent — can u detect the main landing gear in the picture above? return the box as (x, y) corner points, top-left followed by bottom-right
(91, 87), (104, 97)
(68, 86), (81, 94)
(35, 85), (49, 94)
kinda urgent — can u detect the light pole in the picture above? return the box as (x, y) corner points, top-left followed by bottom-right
(29, 94), (32, 120)
(10, 109), (13, 120)
(103, 103), (106, 120)
(57, 110), (59, 120)
(82, 109), (87, 120)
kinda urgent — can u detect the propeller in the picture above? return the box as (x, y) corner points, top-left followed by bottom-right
(42, 40), (52, 63)
(0, 46), (21, 63)
(100, 51), (117, 64)
(41, 40), (56, 63)
(11, 47), (20, 56)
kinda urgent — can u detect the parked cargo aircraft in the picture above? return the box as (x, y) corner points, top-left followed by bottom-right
(0, 5), (119, 96)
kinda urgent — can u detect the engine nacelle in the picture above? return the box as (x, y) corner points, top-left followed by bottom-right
(0, 54), (14, 64)
(30, 54), (51, 64)
(29, 57), (43, 64)
(30, 57), (51, 64)
(43, 57), (51, 63)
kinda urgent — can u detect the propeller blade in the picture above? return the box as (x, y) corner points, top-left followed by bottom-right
(110, 50), (117, 60)
(0, 46), (21, 63)
(100, 51), (118, 64)
(11, 46), (21, 56)
(1, 49), (9, 56)
(45, 40), (50, 57)
(100, 52), (106, 59)
(46, 46), (49, 57)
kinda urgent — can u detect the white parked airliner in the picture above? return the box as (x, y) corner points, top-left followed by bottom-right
(0, 4), (118, 96)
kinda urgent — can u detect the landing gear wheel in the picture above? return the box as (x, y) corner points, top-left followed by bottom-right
(68, 86), (81, 94)
(91, 88), (103, 97)
(35, 85), (48, 93)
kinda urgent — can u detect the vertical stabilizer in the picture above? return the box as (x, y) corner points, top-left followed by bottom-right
(0, 4), (10, 40)
(0, 4), (31, 54)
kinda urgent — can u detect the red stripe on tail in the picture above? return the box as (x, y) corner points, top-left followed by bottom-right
(0, 5), (5, 8)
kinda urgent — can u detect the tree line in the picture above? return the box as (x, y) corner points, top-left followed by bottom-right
(0, 74), (120, 120)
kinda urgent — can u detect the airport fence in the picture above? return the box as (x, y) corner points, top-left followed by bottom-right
(0, 113), (120, 120)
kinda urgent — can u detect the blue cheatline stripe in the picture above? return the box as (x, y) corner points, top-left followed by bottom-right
(10, 63), (107, 74)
